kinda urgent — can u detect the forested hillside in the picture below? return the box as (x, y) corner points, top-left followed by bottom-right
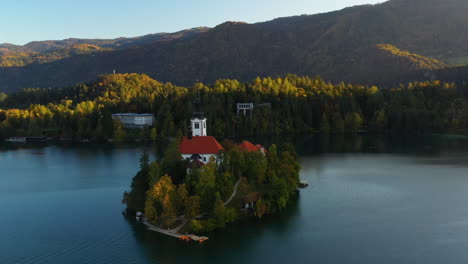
(1, 0), (468, 92)
(1, 73), (468, 141)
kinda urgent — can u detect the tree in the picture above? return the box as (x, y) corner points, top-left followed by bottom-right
(150, 127), (158, 141)
(372, 110), (388, 131)
(127, 171), (149, 213)
(345, 112), (363, 133)
(270, 177), (289, 212)
(113, 120), (126, 142)
(160, 194), (178, 228)
(213, 192), (226, 228)
(149, 175), (178, 227)
(144, 192), (158, 223)
(175, 184), (189, 214)
(126, 152), (151, 213)
(245, 151), (267, 186)
(184, 196), (201, 220)
(148, 162), (162, 186)
(227, 146), (247, 178)
(216, 171), (234, 200)
(320, 112), (330, 133)
(194, 163), (217, 209)
(160, 140), (185, 184)
(332, 111), (344, 133)
(255, 199), (267, 219)
(151, 175), (175, 205)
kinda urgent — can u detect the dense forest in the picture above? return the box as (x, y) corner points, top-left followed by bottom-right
(125, 140), (300, 233)
(0, 44), (107, 67)
(1, 73), (468, 141)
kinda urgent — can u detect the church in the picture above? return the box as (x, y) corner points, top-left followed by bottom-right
(179, 112), (224, 165)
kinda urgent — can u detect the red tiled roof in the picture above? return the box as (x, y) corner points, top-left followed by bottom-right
(179, 136), (224, 154)
(240, 140), (260, 152)
(242, 192), (261, 203)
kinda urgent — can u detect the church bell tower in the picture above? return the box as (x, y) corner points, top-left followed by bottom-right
(191, 113), (207, 137)
(190, 91), (207, 137)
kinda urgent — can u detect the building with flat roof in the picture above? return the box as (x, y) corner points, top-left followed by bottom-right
(237, 103), (254, 117)
(111, 113), (155, 128)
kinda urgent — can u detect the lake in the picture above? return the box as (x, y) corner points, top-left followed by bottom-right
(2, 135), (468, 264)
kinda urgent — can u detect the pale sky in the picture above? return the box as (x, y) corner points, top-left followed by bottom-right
(1, 0), (384, 45)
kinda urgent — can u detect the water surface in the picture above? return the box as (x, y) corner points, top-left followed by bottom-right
(2, 135), (468, 264)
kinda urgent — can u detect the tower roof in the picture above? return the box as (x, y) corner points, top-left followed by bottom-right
(191, 112), (206, 119)
(179, 136), (224, 154)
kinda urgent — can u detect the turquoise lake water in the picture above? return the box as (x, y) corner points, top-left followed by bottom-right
(2, 135), (468, 263)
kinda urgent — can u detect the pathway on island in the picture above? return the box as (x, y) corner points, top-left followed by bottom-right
(143, 176), (243, 237)
(224, 177), (242, 206)
(143, 219), (182, 238)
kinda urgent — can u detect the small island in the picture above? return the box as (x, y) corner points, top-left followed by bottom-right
(123, 111), (301, 241)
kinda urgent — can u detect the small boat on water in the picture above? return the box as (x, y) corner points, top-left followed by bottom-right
(27, 137), (47, 142)
(5, 137), (47, 143)
(5, 137), (27, 143)
(136, 212), (143, 221)
(298, 181), (309, 188)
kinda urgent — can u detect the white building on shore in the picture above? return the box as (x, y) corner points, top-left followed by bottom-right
(112, 113), (155, 128)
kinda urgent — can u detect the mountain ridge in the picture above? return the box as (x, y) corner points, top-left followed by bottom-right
(1, 0), (468, 93)
(0, 27), (210, 55)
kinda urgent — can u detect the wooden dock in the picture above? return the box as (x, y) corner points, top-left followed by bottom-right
(142, 219), (208, 242)
(179, 235), (209, 243)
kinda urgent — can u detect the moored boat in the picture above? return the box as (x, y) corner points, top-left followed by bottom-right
(5, 137), (27, 143)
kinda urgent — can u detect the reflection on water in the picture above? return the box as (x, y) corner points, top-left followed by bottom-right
(2, 135), (468, 264)
(247, 133), (468, 156)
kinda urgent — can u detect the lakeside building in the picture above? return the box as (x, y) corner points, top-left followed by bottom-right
(111, 113), (155, 128)
(241, 192), (261, 209)
(239, 140), (267, 155)
(236, 103), (254, 117)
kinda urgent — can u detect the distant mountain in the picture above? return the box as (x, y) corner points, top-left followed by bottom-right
(1, 0), (468, 93)
(0, 27), (209, 54)
(0, 27), (209, 66)
(0, 44), (108, 67)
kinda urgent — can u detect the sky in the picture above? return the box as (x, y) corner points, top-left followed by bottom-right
(1, 0), (383, 45)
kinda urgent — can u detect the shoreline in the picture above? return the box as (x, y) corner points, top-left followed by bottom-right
(4, 132), (468, 146)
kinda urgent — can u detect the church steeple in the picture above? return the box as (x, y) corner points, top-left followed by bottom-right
(190, 90), (207, 137)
